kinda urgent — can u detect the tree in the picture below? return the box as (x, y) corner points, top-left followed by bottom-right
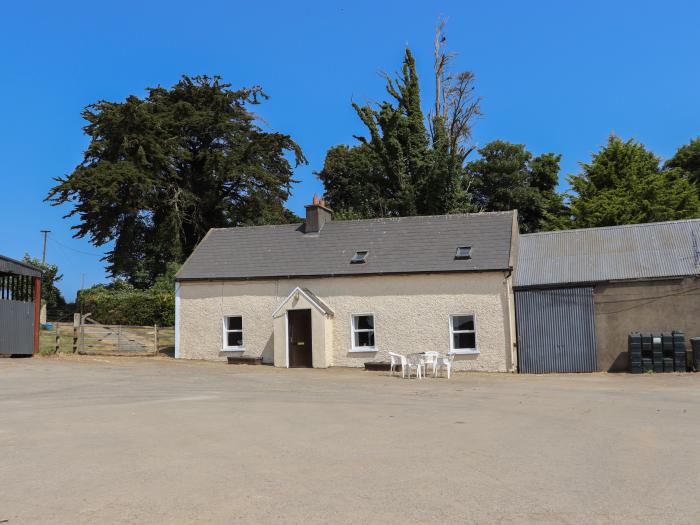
(317, 144), (387, 219)
(467, 141), (568, 233)
(568, 135), (700, 227)
(428, 19), (482, 213)
(47, 75), (306, 287)
(318, 45), (481, 218)
(666, 136), (700, 192)
(22, 254), (66, 309)
(77, 263), (181, 326)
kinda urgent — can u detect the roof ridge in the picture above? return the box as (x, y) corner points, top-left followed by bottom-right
(210, 223), (302, 232)
(207, 211), (515, 233)
(331, 210), (515, 225)
(522, 218), (700, 238)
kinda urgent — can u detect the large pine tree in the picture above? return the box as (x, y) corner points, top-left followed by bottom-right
(47, 75), (306, 286)
(467, 141), (568, 233)
(666, 136), (700, 194)
(568, 135), (700, 227)
(318, 49), (476, 218)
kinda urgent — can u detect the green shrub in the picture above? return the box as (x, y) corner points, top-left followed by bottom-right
(78, 263), (179, 326)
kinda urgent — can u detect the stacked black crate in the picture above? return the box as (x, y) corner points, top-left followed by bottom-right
(673, 331), (686, 372)
(652, 333), (664, 372)
(629, 332), (642, 373)
(662, 332), (674, 372)
(641, 332), (654, 372)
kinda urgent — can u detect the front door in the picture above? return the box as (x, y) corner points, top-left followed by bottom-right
(288, 309), (312, 368)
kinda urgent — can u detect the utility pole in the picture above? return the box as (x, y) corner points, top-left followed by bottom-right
(40, 230), (51, 263)
(80, 273), (85, 320)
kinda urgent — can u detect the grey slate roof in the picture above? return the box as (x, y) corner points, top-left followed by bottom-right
(176, 211), (516, 281)
(0, 255), (41, 278)
(515, 219), (700, 288)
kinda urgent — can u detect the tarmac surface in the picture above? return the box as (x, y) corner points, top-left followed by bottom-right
(2, 355), (700, 524)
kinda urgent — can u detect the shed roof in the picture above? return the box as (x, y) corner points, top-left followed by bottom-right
(177, 211), (516, 281)
(0, 255), (42, 278)
(515, 219), (700, 288)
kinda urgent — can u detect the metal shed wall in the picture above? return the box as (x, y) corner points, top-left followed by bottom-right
(0, 255), (41, 355)
(515, 287), (597, 373)
(0, 299), (35, 355)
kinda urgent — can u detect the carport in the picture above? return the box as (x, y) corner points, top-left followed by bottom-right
(0, 255), (41, 356)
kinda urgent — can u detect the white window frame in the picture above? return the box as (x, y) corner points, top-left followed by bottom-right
(349, 312), (377, 352)
(222, 315), (245, 351)
(449, 314), (479, 355)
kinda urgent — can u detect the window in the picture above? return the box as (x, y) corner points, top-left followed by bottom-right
(455, 246), (472, 259)
(450, 314), (477, 353)
(351, 314), (376, 351)
(350, 250), (368, 264)
(223, 315), (244, 350)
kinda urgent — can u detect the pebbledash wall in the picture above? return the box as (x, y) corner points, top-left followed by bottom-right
(177, 271), (516, 372)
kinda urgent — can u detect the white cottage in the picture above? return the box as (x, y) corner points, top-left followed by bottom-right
(175, 201), (519, 371)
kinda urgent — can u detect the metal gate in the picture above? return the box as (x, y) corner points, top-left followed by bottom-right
(515, 287), (597, 373)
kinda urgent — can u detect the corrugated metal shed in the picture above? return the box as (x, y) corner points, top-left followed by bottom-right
(515, 219), (700, 288)
(0, 253), (40, 355)
(177, 211), (516, 281)
(0, 255), (41, 278)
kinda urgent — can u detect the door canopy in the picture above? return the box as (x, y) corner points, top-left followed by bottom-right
(272, 287), (334, 318)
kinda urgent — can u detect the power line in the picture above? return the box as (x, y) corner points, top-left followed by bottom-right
(49, 238), (105, 258)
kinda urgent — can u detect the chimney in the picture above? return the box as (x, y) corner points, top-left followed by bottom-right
(304, 195), (332, 234)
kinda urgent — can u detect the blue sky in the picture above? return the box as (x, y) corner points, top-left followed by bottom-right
(1, 0), (699, 300)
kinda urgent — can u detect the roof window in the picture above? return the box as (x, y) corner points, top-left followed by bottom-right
(350, 250), (368, 264)
(455, 246), (472, 260)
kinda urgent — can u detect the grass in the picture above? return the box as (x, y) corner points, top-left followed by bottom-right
(39, 326), (76, 355)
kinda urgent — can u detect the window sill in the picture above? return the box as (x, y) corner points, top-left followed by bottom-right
(221, 347), (246, 352)
(449, 349), (480, 355)
(349, 347), (378, 353)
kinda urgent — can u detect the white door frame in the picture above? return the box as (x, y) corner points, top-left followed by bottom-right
(284, 310), (289, 368)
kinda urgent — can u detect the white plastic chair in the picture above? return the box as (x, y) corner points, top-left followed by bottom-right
(434, 353), (455, 379)
(388, 352), (407, 378)
(406, 353), (425, 379)
(422, 351), (439, 376)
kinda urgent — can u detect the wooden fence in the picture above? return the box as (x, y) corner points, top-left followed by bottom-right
(40, 320), (174, 356)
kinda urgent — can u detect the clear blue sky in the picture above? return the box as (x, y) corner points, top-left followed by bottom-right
(1, 0), (698, 300)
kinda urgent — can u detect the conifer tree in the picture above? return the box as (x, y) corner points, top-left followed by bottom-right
(568, 135), (700, 227)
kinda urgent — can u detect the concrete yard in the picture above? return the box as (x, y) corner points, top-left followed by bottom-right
(2, 356), (700, 524)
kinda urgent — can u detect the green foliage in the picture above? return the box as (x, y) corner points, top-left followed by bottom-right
(568, 135), (700, 227)
(467, 141), (569, 233)
(318, 144), (387, 218)
(666, 136), (700, 192)
(318, 49), (475, 218)
(22, 254), (66, 309)
(47, 75), (306, 287)
(78, 263), (180, 326)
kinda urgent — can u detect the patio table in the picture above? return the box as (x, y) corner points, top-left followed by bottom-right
(406, 352), (429, 378)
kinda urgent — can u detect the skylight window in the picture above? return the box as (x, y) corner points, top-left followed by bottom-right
(350, 250), (368, 264)
(455, 246), (472, 260)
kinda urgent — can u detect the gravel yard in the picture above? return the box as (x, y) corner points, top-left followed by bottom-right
(2, 356), (700, 524)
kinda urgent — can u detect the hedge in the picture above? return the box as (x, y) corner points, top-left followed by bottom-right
(78, 283), (174, 326)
